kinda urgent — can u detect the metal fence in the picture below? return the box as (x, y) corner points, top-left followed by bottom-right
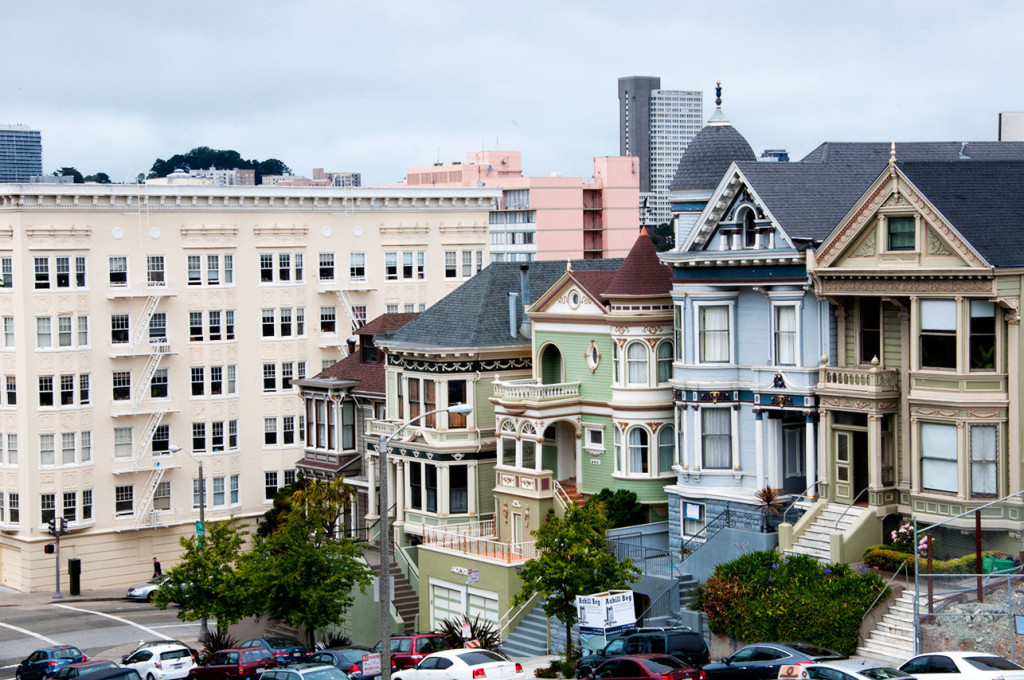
(605, 538), (675, 579)
(914, 493), (1024, 660)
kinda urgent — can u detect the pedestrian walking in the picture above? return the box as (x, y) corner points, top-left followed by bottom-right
(153, 556), (162, 578)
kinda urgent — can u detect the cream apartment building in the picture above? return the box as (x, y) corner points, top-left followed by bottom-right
(0, 182), (497, 591)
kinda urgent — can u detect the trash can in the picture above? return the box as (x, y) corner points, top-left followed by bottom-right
(68, 557), (81, 596)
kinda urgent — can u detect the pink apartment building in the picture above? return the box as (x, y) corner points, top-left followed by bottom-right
(405, 151), (640, 260)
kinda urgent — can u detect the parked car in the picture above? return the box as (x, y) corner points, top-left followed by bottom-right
(120, 644), (196, 680)
(788, 660), (916, 680)
(392, 649), (523, 680)
(307, 649), (381, 680)
(262, 665), (348, 680)
(900, 653), (1024, 680)
(122, 643), (199, 665)
(584, 655), (703, 680)
(702, 643), (844, 680)
(186, 648), (277, 680)
(17, 647), (88, 680)
(81, 670), (142, 680)
(54, 662), (120, 680)
(126, 577), (171, 602)
(576, 629), (711, 678)
(371, 635), (449, 671)
(240, 638), (312, 666)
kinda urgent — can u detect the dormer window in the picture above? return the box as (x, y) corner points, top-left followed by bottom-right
(887, 216), (916, 251)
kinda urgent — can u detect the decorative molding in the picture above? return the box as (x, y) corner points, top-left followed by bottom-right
(850, 231), (877, 258)
(818, 277), (993, 296)
(926, 228), (954, 256)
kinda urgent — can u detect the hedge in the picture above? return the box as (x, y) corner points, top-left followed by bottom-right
(862, 545), (1002, 574)
(699, 551), (888, 657)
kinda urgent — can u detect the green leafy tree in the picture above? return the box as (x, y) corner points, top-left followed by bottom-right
(585, 489), (646, 528)
(243, 484), (373, 646)
(151, 519), (255, 633)
(149, 147), (291, 184)
(513, 504), (640, 656)
(650, 222), (675, 251)
(83, 172), (111, 184)
(54, 167), (84, 183)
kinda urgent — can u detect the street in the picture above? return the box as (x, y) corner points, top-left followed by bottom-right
(0, 599), (204, 680)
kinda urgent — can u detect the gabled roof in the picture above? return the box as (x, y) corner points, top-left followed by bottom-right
(603, 229), (673, 296)
(385, 259), (622, 350)
(311, 351), (385, 395)
(357, 312), (419, 336)
(898, 160), (1024, 268)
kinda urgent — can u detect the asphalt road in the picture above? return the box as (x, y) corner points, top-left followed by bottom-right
(0, 600), (204, 680)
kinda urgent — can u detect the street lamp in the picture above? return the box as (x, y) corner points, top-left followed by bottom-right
(175, 444), (211, 644)
(379, 402), (473, 680)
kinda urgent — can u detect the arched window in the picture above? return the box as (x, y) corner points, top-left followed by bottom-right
(742, 208), (757, 248)
(628, 427), (649, 475)
(658, 426), (674, 474)
(626, 342), (648, 386)
(656, 341), (673, 383)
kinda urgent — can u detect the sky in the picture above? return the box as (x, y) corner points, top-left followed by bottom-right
(3, 1), (1023, 185)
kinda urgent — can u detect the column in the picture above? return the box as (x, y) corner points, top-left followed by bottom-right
(868, 414), (883, 490)
(367, 457), (378, 519)
(1008, 314), (1020, 496)
(439, 465), (450, 515)
(754, 410), (765, 489)
(515, 438), (523, 468)
(496, 435), (504, 468)
(956, 422), (967, 500)
(909, 296), (920, 370)
(467, 464), (477, 515)
(731, 406), (741, 471)
(693, 406), (703, 470)
(535, 439), (543, 473)
(767, 417), (781, 489)
(395, 460), (406, 524)
(899, 309), (912, 486)
(805, 414), (817, 498)
(909, 417), (920, 494)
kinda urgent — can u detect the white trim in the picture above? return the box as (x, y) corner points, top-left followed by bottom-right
(692, 298), (737, 366)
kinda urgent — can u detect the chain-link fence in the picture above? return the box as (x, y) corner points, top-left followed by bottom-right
(914, 494), (1024, 660)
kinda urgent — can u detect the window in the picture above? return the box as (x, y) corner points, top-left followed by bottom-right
(153, 425), (169, 454)
(213, 477), (225, 506)
(115, 485), (134, 515)
(320, 306), (336, 334)
(263, 364), (276, 392)
(425, 464), (438, 512)
(699, 305), (730, 363)
(859, 298), (881, 364)
(147, 256), (165, 286)
(265, 471), (279, 500)
(448, 380), (467, 428)
(262, 309), (275, 337)
(78, 316), (89, 346)
(41, 493), (56, 523)
(971, 425), (997, 497)
(210, 366), (223, 395)
(5, 376), (15, 405)
(444, 251), (457, 278)
(887, 216), (915, 251)
(417, 251), (426, 279)
(774, 305), (797, 366)
(683, 502), (705, 537)
(659, 426), (674, 473)
(280, 308), (292, 337)
(40, 434), (55, 465)
(80, 373), (90, 404)
(657, 341), (673, 383)
(403, 251), (414, 279)
(57, 257), (71, 287)
(921, 422), (958, 493)
(230, 475), (239, 504)
(450, 465), (468, 514)
(34, 257), (50, 289)
(112, 371), (131, 400)
(63, 491), (76, 521)
(80, 431), (91, 462)
(292, 254), (301, 282)
(353, 305), (367, 328)
(626, 342), (648, 385)
(210, 421), (224, 451)
(81, 490), (91, 520)
(627, 427), (649, 475)
(295, 308), (304, 336)
(75, 256), (86, 287)
(265, 417), (278, 445)
(193, 478), (207, 508)
(260, 254), (273, 282)
(283, 416), (295, 445)
(227, 365), (237, 394)
(149, 312), (167, 344)
(190, 312), (203, 341)
(36, 317), (51, 348)
(277, 254), (289, 282)
(191, 366), (206, 397)
(281, 363), (293, 390)
(111, 314), (129, 344)
(701, 408), (731, 469)
(3, 316), (13, 348)
(613, 342), (620, 384)
(409, 462), (422, 510)
(188, 255), (202, 285)
(114, 427), (132, 458)
(970, 301), (996, 370)
(109, 256), (128, 286)
(476, 250), (484, 273)
(387, 304), (398, 314)
(60, 375), (74, 405)
(153, 482), (171, 511)
(462, 251), (472, 278)
(920, 300), (957, 369)
(192, 422), (206, 452)
(7, 434), (16, 463)
(58, 316), (72, 347)
(385, 252), (398, 280)
(38, 376), (53, 406)
(229, 419), (238, 448)
(340, 401), (355, 449)
(319, 253), (335, 281)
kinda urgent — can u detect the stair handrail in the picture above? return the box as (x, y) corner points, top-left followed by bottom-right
(553, 479), (572, 510)
(395, 541), (419, 586)
(858, 558), (910, 647)
(782, 481), (820, 525)
(679, 507), (730, 561)
(833, 487), (869, 531)
(636, 582), (678, 623)
(499, 588), (542, 640)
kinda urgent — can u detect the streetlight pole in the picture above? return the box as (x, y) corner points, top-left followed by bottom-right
(379, 402), (473, 680)
(176, 444), (210, 644)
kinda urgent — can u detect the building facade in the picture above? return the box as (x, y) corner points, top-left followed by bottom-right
(0, 182), (494, 591)
(0, 125), (43, 184)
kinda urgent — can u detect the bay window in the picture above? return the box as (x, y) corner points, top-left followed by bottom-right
(626, 342), (648, 385)
(701, 408), (731, 469)
(698, 305), (730, 363)
(921, 422), (958, 493)
(920, 300), (957, 369)
(774, 305), (797, 366)
(970, 425), (997, 497)
(969, 301), (996, 370)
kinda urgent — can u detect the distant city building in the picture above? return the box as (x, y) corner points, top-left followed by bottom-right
(0, 125), (43, 183)
(404, 150), (640, 261)
(263, 169), (361, 187)
(30, 175), (75, 184)
(759, 148), (790, 162)
(998, 112), (1024, 141)
(618, 77), (703, 226)
(147, 167), (254, 186)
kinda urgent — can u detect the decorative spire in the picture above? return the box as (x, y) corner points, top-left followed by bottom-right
(715, 81), (723, 107)
(889, 141), (896, 167)
(566, 259), (573, 272)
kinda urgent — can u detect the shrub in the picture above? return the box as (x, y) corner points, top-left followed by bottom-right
(700, 550), (887, 656)
(435, 615), (502, 650)
(200, 631), (239, 663)
(534, 661), (561, 678)
(862, 545), (1003, 575)
(585, 489), (646, 529)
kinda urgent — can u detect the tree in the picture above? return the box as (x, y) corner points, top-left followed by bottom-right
(650, 222), (675, 251)
(243, 483), (373, 646)
(512, 504), (640, 656)
(83, 172), (111, 184)
(151, 519), (255, 633)
(585, 489), (646, 529)
(54, 167), (83, 183)
(148, 148), (291, 184)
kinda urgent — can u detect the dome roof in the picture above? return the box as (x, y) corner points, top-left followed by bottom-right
(669, 123), (756, 192)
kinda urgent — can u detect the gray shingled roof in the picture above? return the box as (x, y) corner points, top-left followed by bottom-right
(669, 124), (756, 192)
(384, 259), (622, 350)
(801, 142), (1024, 164)
(899, 160), (1024, 268)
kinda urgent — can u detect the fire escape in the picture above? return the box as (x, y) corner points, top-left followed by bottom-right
(320, 196), (376, 340)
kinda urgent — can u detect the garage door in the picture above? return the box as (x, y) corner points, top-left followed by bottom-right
(429, 578), (499, 630)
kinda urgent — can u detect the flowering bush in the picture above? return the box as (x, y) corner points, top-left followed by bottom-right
(889, 523), (915, 552)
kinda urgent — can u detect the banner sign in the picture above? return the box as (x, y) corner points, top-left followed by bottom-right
(576, 590), (636, 636)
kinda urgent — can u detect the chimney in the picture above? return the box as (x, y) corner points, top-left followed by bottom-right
(508, 292), (519, 339)
(519, 264), (532, 338)
(346, 337), (357, 357)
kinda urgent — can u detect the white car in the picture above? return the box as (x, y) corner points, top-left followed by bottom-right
(393, 649), (523, 680)
(125, 576), (170, 601)
(786, 660), (916, 680)
(900, 653), (1024, 680)
(120, 645), (196, 680)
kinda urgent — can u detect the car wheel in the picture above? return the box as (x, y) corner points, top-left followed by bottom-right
(576, 667), (590, 679)
(148, 674), (156, 680)
(15, 670), (22, 680)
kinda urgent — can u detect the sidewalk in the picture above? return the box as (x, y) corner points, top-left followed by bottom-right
(0, 585), (129, 606)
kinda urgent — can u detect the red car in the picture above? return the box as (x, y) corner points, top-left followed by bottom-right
(371, 635), (449, 671)
(186, 648), (277, 680)
(587, 655), (705, 680)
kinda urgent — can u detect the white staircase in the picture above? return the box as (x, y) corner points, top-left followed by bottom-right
(856, 587), (918, 665)
(784, 502), (864, 563)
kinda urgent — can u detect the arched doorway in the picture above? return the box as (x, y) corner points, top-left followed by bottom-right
(540, 344), (563, 384)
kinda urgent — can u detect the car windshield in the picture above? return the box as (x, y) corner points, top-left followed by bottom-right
(336, 651), (365, 663)
(160, 651), (191, 661)
(668, 634), (706, 653)
(965, 657), (1024, 671)
(266, 638), (302, 649)
(857, 668), (908, 680)
(56, 650), (82, 660)
(81, 664), (119, 675)
(458, 651), (504, 666)
(300, 669), (346, 680)
(788, 644), (840, 659)
(641, 657), (685, 673)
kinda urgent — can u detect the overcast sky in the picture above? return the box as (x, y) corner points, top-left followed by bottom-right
(4, 1), (1022, 185)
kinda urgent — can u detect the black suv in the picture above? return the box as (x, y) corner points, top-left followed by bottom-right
(575, 628), (710, 678)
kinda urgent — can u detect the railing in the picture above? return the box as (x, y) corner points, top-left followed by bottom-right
(367, 420), (404, 438)
(553, 479), (572, 510)
(783, 481), (820, 525)
(818, 366), (899, 392)
(680, 508), (731, 561)
(492, 378), (581, 402)
(432, 517), (496, 538)
(605, 540), (674, 579)
(499, 589), (542, 640)
(859, 558), (910, 647)
(833, 487), (869, 531)
(423, 526), (537, 563)
(395, 542), (419, 591)
(115, 508), (184, 530)
(112, 449), (181, 474)
(636, 583), (679, 623)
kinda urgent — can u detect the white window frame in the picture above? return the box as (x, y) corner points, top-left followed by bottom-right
(693, 299), (735, 365)
(771, 301), (801, 367)
(921, 422), (958, 494)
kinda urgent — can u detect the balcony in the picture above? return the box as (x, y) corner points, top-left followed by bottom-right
(318, 277), (378, 294)
(111, 450), (183, 474)
(109, 397), (180, 418)
(817, 366), (899, 399)
(492, 378), (581, 405)
(114, 508), (185, 531)
(423, 520), (537, 564)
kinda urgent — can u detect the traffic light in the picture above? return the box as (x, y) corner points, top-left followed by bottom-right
(44, 543), (54, 554)
(47, 518), (56, 536)
(57, 517), (66, 534)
